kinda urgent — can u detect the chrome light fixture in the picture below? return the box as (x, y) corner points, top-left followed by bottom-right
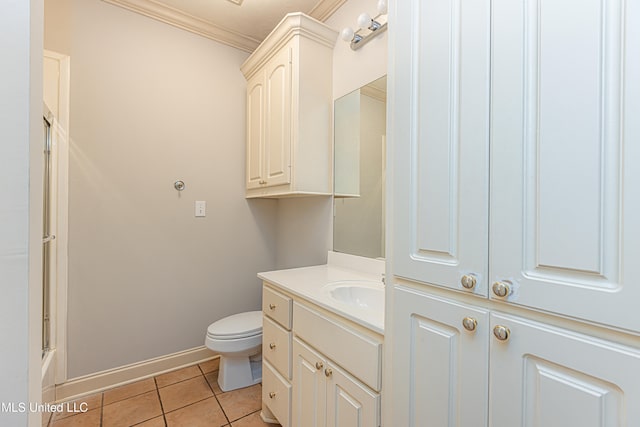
(341, 0), (388, 51)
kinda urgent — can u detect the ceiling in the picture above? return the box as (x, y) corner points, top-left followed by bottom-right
(102, 0), (347, 52)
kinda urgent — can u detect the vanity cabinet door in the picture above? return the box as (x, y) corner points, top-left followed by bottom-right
(292, 337), (326, 427)
(489, 312), (640, 426)
(490, 0), (640, 332)
(325, 362), (379, 427)
(390, 0), (491, 297)
(391, 286), (490, 427)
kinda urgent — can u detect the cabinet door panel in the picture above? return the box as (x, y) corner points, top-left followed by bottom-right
(490, 312), (640, 426)
(491, 0), (640, 332)
(391, 286), (489, 427)
(292, 337), (325, 427)
(265, 47), (292, 188)
(391, 0), (490, 296)
(326, 363), (379, 427)
(246, 73), (264, 189)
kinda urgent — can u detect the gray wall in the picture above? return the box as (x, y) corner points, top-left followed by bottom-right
(43, 0), (388, 381)
(45, 0), (278, 379)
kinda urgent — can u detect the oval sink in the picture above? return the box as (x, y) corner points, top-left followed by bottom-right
(324, 281), (384, 312)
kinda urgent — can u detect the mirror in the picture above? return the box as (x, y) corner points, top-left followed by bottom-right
(333, 76), (387, 259)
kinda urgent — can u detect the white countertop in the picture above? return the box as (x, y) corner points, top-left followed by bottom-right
(258, 252), (385, 334)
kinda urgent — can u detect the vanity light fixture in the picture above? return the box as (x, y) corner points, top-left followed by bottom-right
(341, 0), (388, 51)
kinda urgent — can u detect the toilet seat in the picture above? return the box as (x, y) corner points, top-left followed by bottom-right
(206, 311), (262, 340)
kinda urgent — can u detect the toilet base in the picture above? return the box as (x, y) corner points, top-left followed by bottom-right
(217, 353), (262, 392)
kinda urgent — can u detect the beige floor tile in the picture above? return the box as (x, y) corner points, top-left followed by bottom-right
(216, 384), (262, 422)
(134, 416), (166, 426)
(103, 378), (156, 405)
(42, 411), (52, 427)
(51, 408), (101, 427)
(158, 376), (214, 413)
(198, 358), (220, 374)
(231, 411), (280, 427)
(165, 397), (228, 427)
(204, 372), (223, 395)
(52, 393), (103, 421)
(156, 365), (202, 388)
(102, 390), (162, 427)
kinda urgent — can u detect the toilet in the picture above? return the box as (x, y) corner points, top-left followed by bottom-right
(205, 311), (263, 392)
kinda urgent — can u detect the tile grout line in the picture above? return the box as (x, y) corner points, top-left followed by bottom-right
(153, 376), (169, 427)
(198, 363), (231, 425)
(100, 392), (104, 427)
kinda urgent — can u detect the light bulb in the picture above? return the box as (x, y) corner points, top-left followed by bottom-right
(377, 0), (388, 14)
(357, 12), (372, 30)
(341, 27), (355, 42)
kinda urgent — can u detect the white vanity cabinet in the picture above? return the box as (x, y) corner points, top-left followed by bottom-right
(388, 0), (640, 425)
(261, 282), (383, 427)
(241, 13), (337, 199)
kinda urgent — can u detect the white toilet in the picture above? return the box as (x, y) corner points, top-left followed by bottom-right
(205, 311), (263, 392)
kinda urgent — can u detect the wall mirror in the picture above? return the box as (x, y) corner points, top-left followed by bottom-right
(333, 76), (387, 259)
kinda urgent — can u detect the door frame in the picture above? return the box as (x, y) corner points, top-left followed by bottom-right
(43, 49), (70, 386)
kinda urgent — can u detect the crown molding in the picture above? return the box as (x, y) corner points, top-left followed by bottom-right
(240, 12), (338, 79)
(309, 0), (348, 21)
(101, 0), (260, 52)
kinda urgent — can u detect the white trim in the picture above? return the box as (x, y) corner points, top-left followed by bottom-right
(44, 50), (71, 386)
(101, 0), (260, 53)
(55, 346), (218, 402)
(99, 0), (344, 53)
(309, 0), (348, 21)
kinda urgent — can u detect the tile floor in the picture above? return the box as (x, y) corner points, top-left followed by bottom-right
(43, 359), (280, 427)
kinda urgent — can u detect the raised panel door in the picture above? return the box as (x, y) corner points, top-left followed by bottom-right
(491, 0), (640, 332)
(391, 285), (489, 427)
(264, 46), (292, 188)
(246, 72), (264, 189)
(490, 312), (640, 426)
(391, 0), (491, 296)
(325, 362), (379, 427)
(292, 337), (325, 427)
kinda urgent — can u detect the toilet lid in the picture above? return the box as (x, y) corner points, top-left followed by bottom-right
(207, 311), (262, 339)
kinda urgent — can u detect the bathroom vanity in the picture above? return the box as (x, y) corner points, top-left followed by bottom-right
(258, 253), (384, 427)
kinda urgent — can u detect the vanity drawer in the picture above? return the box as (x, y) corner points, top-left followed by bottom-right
(293, 302), (383, 392)
(263, 285), (292, 329)
(263, 315), (292, 379)
(263, 360), (291, 427)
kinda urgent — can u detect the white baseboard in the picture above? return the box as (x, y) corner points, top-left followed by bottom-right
(55, 346), (217, 402)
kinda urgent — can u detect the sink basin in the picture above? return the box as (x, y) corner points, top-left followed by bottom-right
(324, 280), (384, 312)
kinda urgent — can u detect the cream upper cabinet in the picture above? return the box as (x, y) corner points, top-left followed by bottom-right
(390, 0), (491, 297)
(490, 0), (640, 333)
(241, 13), (337, 198)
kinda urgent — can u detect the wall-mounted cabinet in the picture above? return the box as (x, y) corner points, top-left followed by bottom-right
(241, 13), (337, 199)
(388, 0), (640, 425)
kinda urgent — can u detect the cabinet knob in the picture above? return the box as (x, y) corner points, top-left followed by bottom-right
(460, 274), (477, 290)
(269, 343), (276, 350)
(493, 325), (511, 341)
(324, 368), (333, 378)
(269, 303), (276, 310)
(315, 361), (324, 370)
(462, 317), (478, 332)
(259, 180), (267, 185)
(269, 391), (276, 399)
(492, 281), (511, 298)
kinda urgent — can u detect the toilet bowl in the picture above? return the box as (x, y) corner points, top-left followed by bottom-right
(205, 311), (262, 392)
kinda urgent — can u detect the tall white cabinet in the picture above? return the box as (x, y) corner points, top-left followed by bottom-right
(387, 0), (640, 426)
(241, 13), (337, 199)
